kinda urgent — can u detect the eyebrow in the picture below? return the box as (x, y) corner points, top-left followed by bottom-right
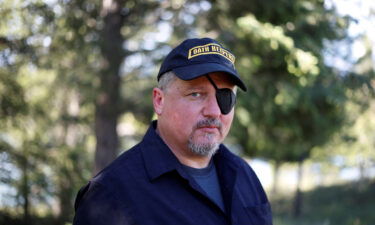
(181, 83), (207, 91)
(180, 78), (235, 91)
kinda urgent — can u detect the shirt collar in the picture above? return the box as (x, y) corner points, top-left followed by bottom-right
(140, 120), (240, 181)
(214, 145), (240, 171)
(140, 121), (182, 181)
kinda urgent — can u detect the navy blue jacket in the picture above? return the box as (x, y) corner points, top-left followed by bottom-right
(73, 121), (272, 225)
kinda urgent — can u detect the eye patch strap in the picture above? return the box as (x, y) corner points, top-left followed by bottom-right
(206, 75), (219, 90)
(206, 75), (236, 115)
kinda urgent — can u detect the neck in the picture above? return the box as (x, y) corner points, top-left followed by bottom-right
(173, 151), (211, 168)
(156, 127), (211, 169)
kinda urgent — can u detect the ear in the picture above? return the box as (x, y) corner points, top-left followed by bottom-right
(153, 87), (164, 115)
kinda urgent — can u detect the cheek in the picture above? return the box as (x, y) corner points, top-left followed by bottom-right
(221, 112), (234, 133)
(174, 108), (197, 128)
(165, 100), (198, 131)
(170, 98), (200, 118)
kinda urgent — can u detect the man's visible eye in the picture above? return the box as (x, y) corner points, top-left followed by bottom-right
(190, 92), (202, 98)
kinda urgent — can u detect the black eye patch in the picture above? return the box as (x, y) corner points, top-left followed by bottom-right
(206, 75), (236, 115)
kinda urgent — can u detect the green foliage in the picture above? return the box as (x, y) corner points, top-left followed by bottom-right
(203, 1), (372, 217)
(204, 0), (351, 164)
(0, 70), (26, 119)
(0, 1), (97, 223)
(0, 0), (212, 223)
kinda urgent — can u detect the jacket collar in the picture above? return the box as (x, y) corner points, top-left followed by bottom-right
(140, 121), (181, 181)
(140, 121), (240, 181)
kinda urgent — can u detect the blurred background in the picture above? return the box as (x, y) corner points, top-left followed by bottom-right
(0, 0), (374, 224)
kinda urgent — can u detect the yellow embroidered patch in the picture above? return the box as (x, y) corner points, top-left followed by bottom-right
(187, 43), (235, 64)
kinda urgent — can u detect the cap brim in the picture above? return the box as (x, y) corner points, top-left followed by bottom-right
(172, 63), (247, 91)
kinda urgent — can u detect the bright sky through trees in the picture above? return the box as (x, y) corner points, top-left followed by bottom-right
(326, 0), (375, 68)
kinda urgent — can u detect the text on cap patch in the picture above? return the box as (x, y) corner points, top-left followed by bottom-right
(187, 43), (235, 64)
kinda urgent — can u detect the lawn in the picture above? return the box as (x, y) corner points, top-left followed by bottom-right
(272, 180), (375, 225)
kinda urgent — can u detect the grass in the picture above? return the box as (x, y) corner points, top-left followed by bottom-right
(271, 180), (375, 225)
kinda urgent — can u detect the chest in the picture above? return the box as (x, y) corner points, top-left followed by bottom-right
(119, 171), (272, 225)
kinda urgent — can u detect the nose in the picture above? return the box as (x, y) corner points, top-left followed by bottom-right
(202, 93), (221, 118)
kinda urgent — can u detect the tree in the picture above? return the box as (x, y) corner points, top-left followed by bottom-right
(203, 0), (351, 216)
(0, 1), (96, 223)
(0, 1), (212, 224)
(94, 0), (124, 174)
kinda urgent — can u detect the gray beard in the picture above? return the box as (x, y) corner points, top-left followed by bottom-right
(187, 133), (219, 157)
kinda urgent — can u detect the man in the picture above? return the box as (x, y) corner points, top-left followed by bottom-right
(73, 38), (272, 225)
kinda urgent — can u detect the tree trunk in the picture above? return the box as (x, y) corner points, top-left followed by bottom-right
(271, 161), (281, 196)
(94, 0), (125, 174)
(57, 176), (74, 225)
(58, 112), (78, 224)
(293, 160), (304, 217)
(359, 157), (366, 182)
(21, 156), (31, 225)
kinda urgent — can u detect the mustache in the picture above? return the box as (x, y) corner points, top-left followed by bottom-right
(194, 118), (222, 131)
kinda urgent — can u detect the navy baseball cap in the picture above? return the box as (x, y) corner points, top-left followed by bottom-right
(157, 38), (247, 91)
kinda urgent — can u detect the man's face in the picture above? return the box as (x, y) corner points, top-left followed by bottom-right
(153, 72), (235, 157)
